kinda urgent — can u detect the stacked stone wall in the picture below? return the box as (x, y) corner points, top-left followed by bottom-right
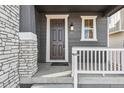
(0, 5), (20, 88)
(19, 32), (38, 77)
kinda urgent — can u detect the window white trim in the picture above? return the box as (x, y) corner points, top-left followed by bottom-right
(46, 14), (69, 62)
(109, 11), (123, 33)
(80, 16), (97, 41)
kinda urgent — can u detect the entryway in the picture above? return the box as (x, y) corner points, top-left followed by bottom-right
(19, 63), (72, 88)
(46, 15), (69, 62)
(20, 63), (72, 84)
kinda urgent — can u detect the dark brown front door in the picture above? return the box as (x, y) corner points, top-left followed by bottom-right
(50, 19), (65, 60)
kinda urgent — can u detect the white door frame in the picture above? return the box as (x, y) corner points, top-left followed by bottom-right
(46, 14), (69, 62)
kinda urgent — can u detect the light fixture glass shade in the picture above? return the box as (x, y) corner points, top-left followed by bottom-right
(70, 26), (74, 31)
(70, 23), (74, 31)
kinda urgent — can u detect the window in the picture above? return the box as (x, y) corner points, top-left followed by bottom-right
(81, 16), (97, 41)
(109, 11), (121, 33)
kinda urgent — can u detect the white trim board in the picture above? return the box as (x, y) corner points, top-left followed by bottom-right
(80, 16), (97, 41)
(46, 14), (69, 62)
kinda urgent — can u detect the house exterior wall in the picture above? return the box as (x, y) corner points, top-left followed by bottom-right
(36, 12), (108, 63)
(0, 5), (20, 88)
(109, 8), (124, 33)
(109, 8), (124, 48)
(109, 32), (124, 48)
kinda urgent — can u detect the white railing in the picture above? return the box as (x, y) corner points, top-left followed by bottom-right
(72, 47), (124, 88)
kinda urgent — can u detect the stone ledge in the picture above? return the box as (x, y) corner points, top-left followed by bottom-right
(19, 32), (37, 41)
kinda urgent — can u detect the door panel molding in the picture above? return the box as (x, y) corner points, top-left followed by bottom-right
(46, 14), (69, 62)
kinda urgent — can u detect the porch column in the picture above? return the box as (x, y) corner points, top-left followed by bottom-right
(20, 5), (36, 33)
(19, 32), (38, 76)
(19, 5), (38, 77)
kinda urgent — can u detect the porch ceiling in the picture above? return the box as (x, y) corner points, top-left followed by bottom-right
(35, 5), (124, 16)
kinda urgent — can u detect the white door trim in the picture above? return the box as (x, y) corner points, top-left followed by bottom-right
(46, 14), (69, 62)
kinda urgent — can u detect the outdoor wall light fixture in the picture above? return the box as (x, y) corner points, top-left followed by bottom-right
(70, 23), (74, 31)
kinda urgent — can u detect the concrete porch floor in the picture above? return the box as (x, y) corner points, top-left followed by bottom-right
(33, 63), (72, 78)
(20, 63), (73, 84)
(20, 63), (124, 88)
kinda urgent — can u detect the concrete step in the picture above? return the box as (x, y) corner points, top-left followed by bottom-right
(79, 76), (124, 84)
(37, 71), (71, 77)
(20, 77), (73, 84)
(31, 84), (73, 88)
(20, 75), (124, 85)
(32, 77), (73, 83)
(31, 84), (124, 88)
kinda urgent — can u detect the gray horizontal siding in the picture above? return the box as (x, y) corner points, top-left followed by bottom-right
(35, 12), (46, 63)
(20, 5), (36, 34)
(35, 12), (107, 63)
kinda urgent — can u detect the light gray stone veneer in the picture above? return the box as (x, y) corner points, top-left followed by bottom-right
(19, 32), (38, 77)
(0, 5), (20, 88)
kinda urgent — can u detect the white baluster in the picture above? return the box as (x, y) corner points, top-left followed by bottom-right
(121, 51), (124, 72)
(106, 50), (109, 71)
(102, 51), (105, 71)
(110, 51), (113, 71)
(95, 50), (97, 71)
(99, 51), (101, 71)
(114, 51), (117, 71)
(117, 51), (120, 71)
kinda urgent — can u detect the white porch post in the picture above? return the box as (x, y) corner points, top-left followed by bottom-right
(121, 51), (124, 71)
(72, 49), (78, 88)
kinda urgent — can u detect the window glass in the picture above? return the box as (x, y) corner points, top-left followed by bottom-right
(84, 19), (93, 39)
(84, 19), (93, 28)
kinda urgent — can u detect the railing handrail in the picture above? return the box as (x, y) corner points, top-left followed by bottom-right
(72, 47), (124, 51)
